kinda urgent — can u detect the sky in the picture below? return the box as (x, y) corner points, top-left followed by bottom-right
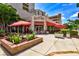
(35, 3), (79, 24)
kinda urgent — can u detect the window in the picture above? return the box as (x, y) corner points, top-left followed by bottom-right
(23, 3), (29, 7)
(23, 6), (29, 11)
(23, 3), (29, 11)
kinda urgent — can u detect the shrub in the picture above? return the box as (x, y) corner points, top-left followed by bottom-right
(61, 29), (68, 37)
(8, 34), (22, 44)
(61, 29), (68, 33)
(26, 32), (35, 40)
(70, 30), (78, 37)
(0, 29), (5, 37)
(0, 29), (5, 33)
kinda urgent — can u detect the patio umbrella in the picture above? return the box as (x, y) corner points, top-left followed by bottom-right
(47, 21), (66, 29)
(54, 24), (66, 29)
(47, 21), (56, 26)
(8, 21), (31, 33)
(9, 21), (31, 26)
(0, 26), (3, 28)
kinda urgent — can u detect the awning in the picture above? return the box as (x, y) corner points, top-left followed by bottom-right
(54, 24), (66, 28)
(47, 21), (56, 26)
(47, 21), (66, 29)
(9, 21), (31, 26)
(34, 21), (66, 28)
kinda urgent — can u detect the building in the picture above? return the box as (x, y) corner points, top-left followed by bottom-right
(8, 3), (35, 21)
(8, 3), (47, 20)
(7, 3), (63, 33)
(31, 15), (47, 32)
(30, 14), (62, 33)
(49, 14), (62, 24)
(34, 9), (46, 16)
(22, 3), (35, 13)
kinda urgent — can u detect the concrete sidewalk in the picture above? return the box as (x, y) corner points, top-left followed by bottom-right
(0, 34), (79, 56)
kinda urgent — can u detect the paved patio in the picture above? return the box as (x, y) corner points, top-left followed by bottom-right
(0, 34), (79, 56)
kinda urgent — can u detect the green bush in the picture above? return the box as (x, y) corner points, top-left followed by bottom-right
(70, 30), (78, 37)
(61, 29), (68, 37)
(26, 33), (35, 41)
(0, 29), (5, 37)
(0, 29), (5, 33)
(61, 29), (68, 33)
(8, 34), (22, 44)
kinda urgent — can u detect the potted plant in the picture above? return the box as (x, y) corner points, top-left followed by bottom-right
(61, 29), (68, 37)
(25, 33), (35, 41)
(0, 33), (43, 55)
(8, 34), (22, 44)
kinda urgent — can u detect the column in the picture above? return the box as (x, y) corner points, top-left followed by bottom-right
(31, 15), (34, 32)
(10, 27), (11, 33)
(44, 16), (47, 31)
(18, 26), (19, 33)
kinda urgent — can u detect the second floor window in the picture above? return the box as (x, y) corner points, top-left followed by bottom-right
(23, 3), (29, 11)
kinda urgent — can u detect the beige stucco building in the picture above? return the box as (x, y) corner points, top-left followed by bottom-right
(8, 3), (35, 21)
(8, 3), (62, 33)
(49, 14), (62, 24)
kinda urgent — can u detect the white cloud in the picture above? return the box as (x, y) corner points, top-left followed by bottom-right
(62, 3), (73, 6)
(62, 13), (64, 16)
(70, 12), (78, 18)
(62, 17), (65, 19)
(61, 17), (66, 24)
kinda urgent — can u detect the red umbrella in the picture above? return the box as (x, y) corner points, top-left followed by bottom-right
(9, 21), (31, 26)
(0, 26), (3, 28)
(54, 24), (66, 28)
(47, 21), (56, 26)
(47, 21), (66, 29)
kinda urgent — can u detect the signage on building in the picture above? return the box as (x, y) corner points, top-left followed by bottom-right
(34, 16), (44, 20)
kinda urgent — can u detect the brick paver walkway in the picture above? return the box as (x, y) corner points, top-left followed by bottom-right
(0, 34), (79, 56)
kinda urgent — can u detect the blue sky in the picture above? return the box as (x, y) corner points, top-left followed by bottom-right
(35, 3), (79, 24)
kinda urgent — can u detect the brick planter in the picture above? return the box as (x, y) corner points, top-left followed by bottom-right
(0, 37), (43, 55)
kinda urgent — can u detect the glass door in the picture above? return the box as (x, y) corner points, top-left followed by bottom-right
(35, 26), (43, 32)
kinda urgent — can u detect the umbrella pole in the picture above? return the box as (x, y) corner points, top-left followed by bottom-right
(10, 27), (11, 33)
(18, 26), (19, 34)
(22, 26), (24, 34)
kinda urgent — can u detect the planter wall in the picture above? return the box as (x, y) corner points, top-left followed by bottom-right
(0, 37), (43, 55)
(70, 30), (78, 38)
